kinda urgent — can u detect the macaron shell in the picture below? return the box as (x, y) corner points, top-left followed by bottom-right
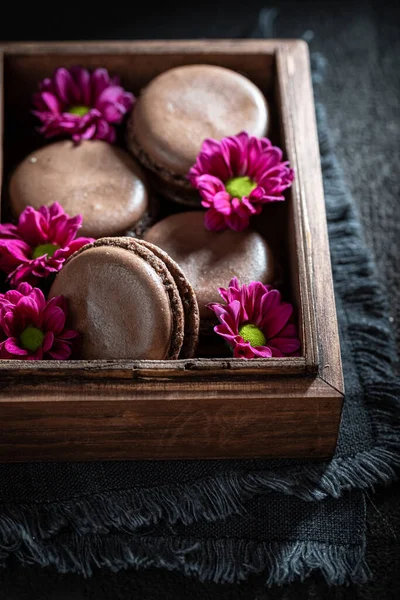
(129, 64), (269, 176)
(49, 238), (184, 360)
(138, 239), (200, 358)
(9, 141), (149, 239)
(144, 211), (275, 319)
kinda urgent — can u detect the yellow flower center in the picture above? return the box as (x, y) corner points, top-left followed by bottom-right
(32, 243), (59, 260)
(238, 323), (267, 347)
(225, 176), (257, 199)
(20, 326), (45, 352)
(68, 105), (90, 117)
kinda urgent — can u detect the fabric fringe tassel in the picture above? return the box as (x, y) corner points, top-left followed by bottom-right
(0, 532), (371, 585)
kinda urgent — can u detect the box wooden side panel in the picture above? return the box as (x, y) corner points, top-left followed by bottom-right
(0, 376), (342, 461)
(276, 42), (344, 395)
(0, 356), (307, 380)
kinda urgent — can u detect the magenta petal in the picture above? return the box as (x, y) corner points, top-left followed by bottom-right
(70, 66), (91, 105)
(47, 202), (64, 221)
(262, 303), (293, 339)
(200, 138), (222, 155)
(94, 119), (112, 141)
(81, 123), (97, 140)
(17, 206), (48, 246)
(227, 300), (242, 329)
(225, 212), (249, 232)
(5, 338), (28, 356)
(268, 347), (285, 357)
(14, 284), (34, 300)
(41, 91), (61, 114)
(250, 345), (273, 358)
(41, 305), (66, 335)
(96, 85), (125, 106)
(204, 208), (227, 232)
(0, 238), (31, 272)
(101, 104), (123, 123)
(48, 342), (72, 360)
(54, 68), (80, 104)
(120, 92), (135, 111)
(270, 336), (301, 354)
(42, 331), (54, 353)
(280, 323), (299, 338)
(64, 237), (94, 257)
(17, 296), (40, 327)
(0, 223), (19, 238)
(1, 289), (22, 305)
(2, 311), (17, 337)
(259, 289), (281, 317)
(91, 68), (111, 98)
(58, 329), (79, 340)
(213, 192), (232, 215)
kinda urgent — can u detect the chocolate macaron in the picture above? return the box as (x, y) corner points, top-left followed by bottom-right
(9, 140), (154, 239)
(49, 237), (199, 360)
(144, 211), (275, 320)
(127, 64), (269, 205)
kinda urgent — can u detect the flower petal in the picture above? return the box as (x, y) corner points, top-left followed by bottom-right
(41, 91), (61, 114)
(262, 302), (293, 339)
(5, 338), (28, 356)
(225, 212), (249, 232)
(91, 68), (112, 99)
(41, 304), (66, 335)
(70, 66), (91, 105)
(41, 331), (54, 353)
(213, 192), (232, 215)
(204, 208), (227, 232)
(17, 206), (48, 246)
(54, 67), (80, 104)
(48, 342), (72, 360)
(270, 336), (301, 354)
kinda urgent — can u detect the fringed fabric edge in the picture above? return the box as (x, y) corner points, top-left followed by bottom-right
(0, 532), (371, 585)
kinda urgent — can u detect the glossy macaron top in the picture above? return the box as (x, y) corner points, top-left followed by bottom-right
(128, 64), (269, 176)
(144, 211), (275, 318)
(9, 141), (149, 239)
(49, 237), (185, 360)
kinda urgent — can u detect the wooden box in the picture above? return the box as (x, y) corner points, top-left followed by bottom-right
(0, 40), (344, 462)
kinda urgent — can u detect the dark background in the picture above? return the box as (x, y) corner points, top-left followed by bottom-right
(0, 0), (399, 597)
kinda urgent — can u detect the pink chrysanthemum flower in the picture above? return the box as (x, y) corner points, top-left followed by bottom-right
(32, 66), (135, 143)
(188, 132), (294, 232)
(208, 277), (301, 359)
(0, 203), (94, 287)
(0, 283), (78, 360)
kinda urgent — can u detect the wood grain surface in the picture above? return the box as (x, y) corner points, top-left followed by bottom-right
(0, 376), (342, 461)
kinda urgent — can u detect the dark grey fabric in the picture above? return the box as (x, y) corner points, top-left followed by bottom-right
(0, 0), (399, 594)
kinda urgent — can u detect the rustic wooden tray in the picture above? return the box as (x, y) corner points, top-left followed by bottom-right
(0, 40), (344, 462)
